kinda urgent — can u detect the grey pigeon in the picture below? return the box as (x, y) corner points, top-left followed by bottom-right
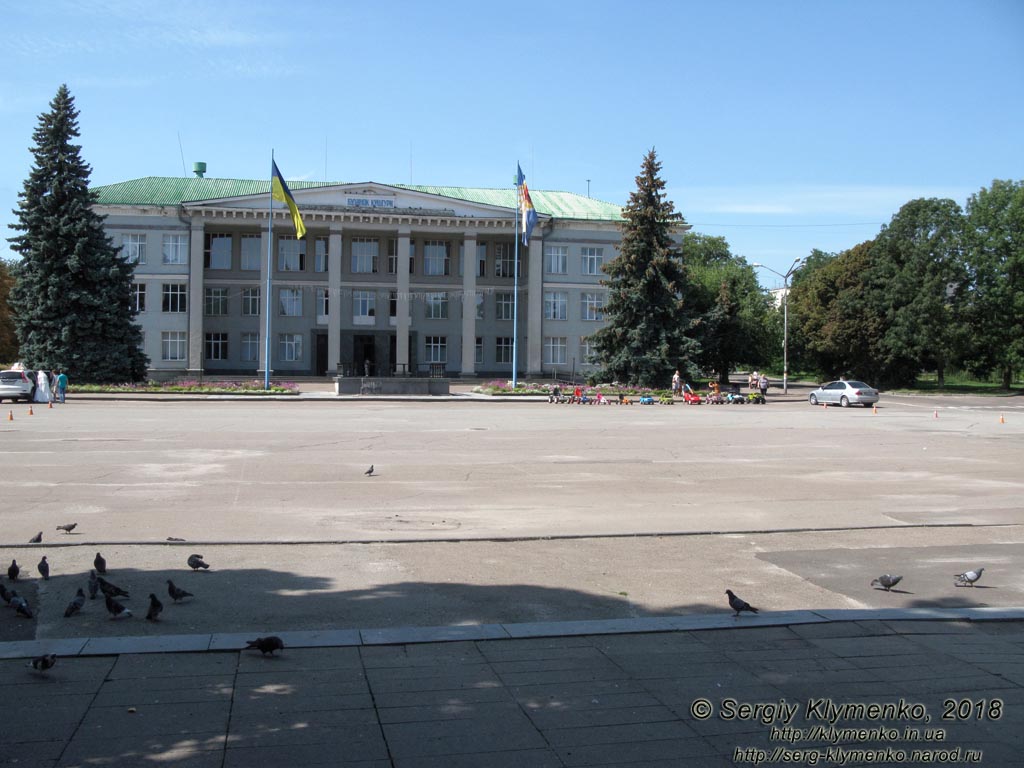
(5, 589), (19, 608)
(246, 636), (285, 655)
(726, 589), (758, 617)
(56, 523), (77, 534)
(64, 588), (86, 618)
(29, 531), (42, 544)
(955, 568), (985, 587)
(145, 593), (163, 622)
(105, 595), (131, 619)
(8, 560), (19, 581)
(871, 574), (903, 591)
(187, 554), (209, 571)
(166, 580), (193, 602)
(97, 577), (129, 600)
(364, 465), (374, 476)
(37, 556), (49, 580)
(87, 570), (99, 600)
(12, 594), (32, 619)
(93, 552), (107, 574)
(31, 653), (57, 672)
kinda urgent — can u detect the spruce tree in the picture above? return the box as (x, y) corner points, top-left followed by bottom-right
(591, 149), (700, 387)
(8, 84), (147, 382)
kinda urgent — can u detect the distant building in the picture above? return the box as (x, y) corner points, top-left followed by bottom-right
(768, 286), (789, 308)
(92, 174), (655, 380)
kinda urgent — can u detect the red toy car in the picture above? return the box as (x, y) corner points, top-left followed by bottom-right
(683, 390), (702, 405)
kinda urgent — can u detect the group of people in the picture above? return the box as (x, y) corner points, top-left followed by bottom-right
(748, 371), (770, 398)
(32, 369), (68, 404)
(670, 369), (770, 398)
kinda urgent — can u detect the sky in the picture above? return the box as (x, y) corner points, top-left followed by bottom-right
(1, 0), (1022, 287)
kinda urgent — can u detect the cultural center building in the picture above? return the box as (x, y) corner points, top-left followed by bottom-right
(92, 170), (634, 380)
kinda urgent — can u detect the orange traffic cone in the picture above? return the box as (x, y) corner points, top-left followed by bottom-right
(28, 405), (33, 416)
(48, 401), (53, 409)
(933, 409), (938, 419)
(1000, 413), (1006, 424)
(872, 405), (877, 414)
(6, 410), (12, 421)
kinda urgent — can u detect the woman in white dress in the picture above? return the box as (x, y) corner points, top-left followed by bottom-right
(35, 369), (53, 403)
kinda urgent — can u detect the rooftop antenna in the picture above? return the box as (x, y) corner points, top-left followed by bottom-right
(586, 179), (591, 198)
(177, 132), (187, 175)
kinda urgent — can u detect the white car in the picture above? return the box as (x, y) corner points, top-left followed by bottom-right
(0, 370), (36, 402)
(808, 380), (879, 408)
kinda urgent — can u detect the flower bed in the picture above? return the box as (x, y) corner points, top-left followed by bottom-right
(70, 379), (299, 395)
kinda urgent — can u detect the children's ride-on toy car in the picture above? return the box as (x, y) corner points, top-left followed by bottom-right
(683, 390), (703, 405)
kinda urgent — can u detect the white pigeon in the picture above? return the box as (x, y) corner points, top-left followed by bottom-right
(954, 568), (984, 587)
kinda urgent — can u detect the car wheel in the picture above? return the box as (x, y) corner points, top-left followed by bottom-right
(840, 396), (849, 407)
(809, 394), (818, 406)
(864, 402), (872, 408)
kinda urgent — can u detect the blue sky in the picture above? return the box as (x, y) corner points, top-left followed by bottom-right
(2, 0), (1021, 287)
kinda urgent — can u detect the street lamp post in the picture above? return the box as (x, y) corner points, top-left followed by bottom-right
(752, 258), (804, 395)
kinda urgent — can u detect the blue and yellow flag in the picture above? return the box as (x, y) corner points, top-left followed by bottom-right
(271, 160), (306, 239)
(517, 163), (538, 246)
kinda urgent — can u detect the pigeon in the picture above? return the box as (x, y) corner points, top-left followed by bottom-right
(97, 577), (129, 600)
(8, 560), (19, 581)
(87, 570), (99, 600)
(56, 523), (78, 534)
(12, 594), (33, 619)
(955, 568), (985, 587)
(5, 589), (19, 608)
(105, 595), (131, 619)
(30, 654), (56, 672)
(0, 583), (10, 605)
(246, 636), (285, 656)
(871, 574), (903, 591)
(93, 552), (107, 574)
(364, 465), (374, 476)
(64, 588), (86, 618)
(29, 531), (43, 544)
(145, 593), (163, 622)
(166, 580), (193, 602)
(726, 589), (759, 617)
(187, 554), (210, 571)
(37, 556), (49, 580)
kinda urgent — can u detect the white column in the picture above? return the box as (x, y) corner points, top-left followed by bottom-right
(396, 229), (411, 374)
(328, 227), (343, 374)
(186, 222), (205, 375)
(258, 230), (271, 375)
(460, 233), (477, 377)
(526, 235), (544, 375)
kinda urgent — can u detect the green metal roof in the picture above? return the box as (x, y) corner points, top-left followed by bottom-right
(91, 177), (624, 221)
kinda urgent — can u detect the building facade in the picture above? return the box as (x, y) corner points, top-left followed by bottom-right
(93, 175), (628, 380)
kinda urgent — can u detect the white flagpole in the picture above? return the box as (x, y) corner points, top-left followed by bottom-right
(512, 166), (520, 388)
(264, 151), (274, 391)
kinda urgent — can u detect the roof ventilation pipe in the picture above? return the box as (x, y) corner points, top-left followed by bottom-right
(193, 162), (207, 178)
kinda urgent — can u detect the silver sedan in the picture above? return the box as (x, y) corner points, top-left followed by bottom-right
(808, 380), (879, 408)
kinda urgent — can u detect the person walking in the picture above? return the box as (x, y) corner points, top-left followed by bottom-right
(34, 369), (53, 404)
(758, 373), (769, 399)
(56, 370), (68, 404)
(671, 370), (681, 397)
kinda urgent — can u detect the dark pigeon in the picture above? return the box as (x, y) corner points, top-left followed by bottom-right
(88, 570), (99, 600)
(94, 552), (107, 574)
(246, 636), (285, 656)
(64, 588), (86, 618)
(364, 465), (374, 476)
(726, 589), (759, 617)
(955, 568), (985, 587)
(0, 583), (9, 604)
(187, 554), (210, 571)
(871, 574), (903, 591)
(105, 595), (131, 619)
(28, 531), (42, 544)
(146, 593), (163, 622)
(38, 556), (49, 581)
(97, 577), (129, 600)
(12, 594), (32, 619)
(166, 580), (193, 602)
(8, 560), (19, 582)
(56, 523), (77, 534)
(31, 654), (57, 672)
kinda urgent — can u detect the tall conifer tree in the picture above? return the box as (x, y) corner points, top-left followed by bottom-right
(8, 85), (147, 382)
(591, 149), (699, 387)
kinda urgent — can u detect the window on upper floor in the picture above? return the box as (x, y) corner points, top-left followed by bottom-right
(581, 247), (603, 276)
(242, 287), (260, 316)
(130, 283), (146, 313)
(161, 283), (187, 313)
(581, 292), (605, 321)
(425, 292), (448, 319)
(314, 237), (328, 273)
(241, 235), (262, 271)
(123, 233), (146, 265)
(279, 287), (302, 316)
(204, 233), (231, 270)
(204, 287), (228, 316)
(423, 241), (450, 276)
(545, 245), (567, 275)
(496, 292), (514, 321)
(162, 234), (188, 265)
(351, 237), (379, 274)
(277, 236), (305, 272)
(544, 291), (567, 321)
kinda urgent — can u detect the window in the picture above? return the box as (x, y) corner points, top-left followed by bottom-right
(314, 237), (328, 273)
(316, 288), (329, 323)
(353, 290), (375, 324)
(278, 237), (305, 272)
(204, 287), (228, 316)
(494, 243), (515, 277)
(241, 332), (259, 363)
(241, 287), (260, 316)
(204, 332), (228, 361)
(351, 237), (379, 274)
(581, 247), (603, 275)
(204, 233), (231, 270)
(279, 287), (302, 316)
(241, 235), (261, 271)
(425, 336), (447, 364)
(131, 283), (146, 313)
(475, 337), (483, 365)
(544, 291), (567, 321)
(123, 233), (146, 265)
(409, 241), (416, 275)
(580, 336), (595, 365)
(496, 292), (514, 321)
(425, 292), (448, 319)
(496, 337), (514, 364)
(162, 234), (188, 265)
(581, 292), (605, 321)
(388, 290), (411, 321)
(544, 336), (567, 365)
(162, 283), (187, 313)
(161, 331), (186, 361)
(545, 245), (567, 274)
(279, 333), (303, 362)
(387, 239), (398, 274)
(423, 241), (450, 276)
(475, 292), (484, 320)
(477, 243), (487, 277)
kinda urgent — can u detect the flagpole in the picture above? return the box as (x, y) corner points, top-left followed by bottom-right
(264, 150), (274, 391)
(512, 165), (520, 388)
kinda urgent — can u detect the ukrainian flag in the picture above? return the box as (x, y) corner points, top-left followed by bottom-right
(271, 160), (307, 239)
